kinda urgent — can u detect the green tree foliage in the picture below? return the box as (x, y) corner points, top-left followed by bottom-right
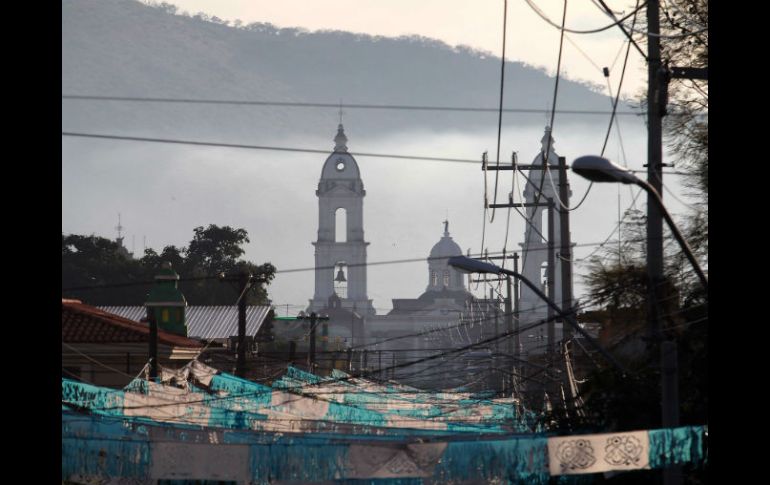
(62, 225), (276, 306)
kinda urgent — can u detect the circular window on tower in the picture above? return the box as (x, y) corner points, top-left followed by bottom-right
(335, 157), (345, 171)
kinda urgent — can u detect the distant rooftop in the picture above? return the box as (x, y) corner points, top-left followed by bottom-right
(62, 299), (203, 348)
(98, 305), (272, 341)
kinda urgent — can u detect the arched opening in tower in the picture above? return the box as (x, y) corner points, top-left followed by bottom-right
(335, 207), (347, 242)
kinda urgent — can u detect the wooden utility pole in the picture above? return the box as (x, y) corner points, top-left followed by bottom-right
(558, 156), (573, 340)
(237, 271), (249, 377)
(308, 312), (318, 371)
(219, 271), (270, 377)
(546, 198), (555, 358)
(512, 252), (519, 358)
(148, 311), (158, 381)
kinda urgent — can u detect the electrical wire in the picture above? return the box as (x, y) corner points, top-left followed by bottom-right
(591, 0), (648, 61)
(516, 0), (568, 274)
(523, 0), (647, 35)
(62, 94), (644, 116)
(63, 240), (649, 292)
(615, 22), (708, 39)
(545, 0), (641, 213)
(62, 131), (482, 165)
(60, 130), (694, 176)
(489, 0), (509, 225)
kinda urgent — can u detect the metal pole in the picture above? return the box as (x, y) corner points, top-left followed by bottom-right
(494, 289), (500, 353)
(148, 309), (158, 381)
(321, 320), (329, 370)
(308, 312), (317, 372)
(637, 179), (708, 290)
(503, 268), (628, 375)
(289, 341), (296, 364)
(547, 199), (555, 357)
(558, 156), (573, 339)
(504, 274), (513, 390)
(512, 253), (519, 357)
(647, 1), (681, 483)
(236, 271), (248, 377)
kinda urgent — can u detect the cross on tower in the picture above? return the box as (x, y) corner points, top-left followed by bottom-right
(338, 99), (344, 124)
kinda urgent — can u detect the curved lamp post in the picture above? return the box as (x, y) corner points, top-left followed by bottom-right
(447, 255), (628, 376)
(572, 155), (708, 292)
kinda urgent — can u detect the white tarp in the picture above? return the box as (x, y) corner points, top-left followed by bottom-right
(547, 430), (650, 475)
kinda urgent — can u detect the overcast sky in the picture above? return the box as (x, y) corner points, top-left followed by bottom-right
(159, 0), (648, 97)
(64, 1), (693, 314)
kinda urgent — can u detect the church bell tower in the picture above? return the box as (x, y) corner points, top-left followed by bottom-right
(308, 125), (375, 315)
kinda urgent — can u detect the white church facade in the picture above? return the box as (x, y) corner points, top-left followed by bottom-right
(305, 123), (574, 369)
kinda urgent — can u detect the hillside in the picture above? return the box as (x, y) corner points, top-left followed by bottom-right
(62, 0), (625, 141)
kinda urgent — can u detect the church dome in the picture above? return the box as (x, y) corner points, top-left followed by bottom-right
(429, 223), (462, 258)
(320, 124), (361, 180)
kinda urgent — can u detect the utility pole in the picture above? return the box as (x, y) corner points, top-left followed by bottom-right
(276, 312), (330, 373)
(546, 199), (555, 358)
(296, 312), (329, 373)
(558, 156), (576, 413)
(492, 287), (499, 353)
(308, 312), (318, 371)
(220, 271), (270, 378)
(558, 156), (573, 340)
(237, 271), (249, 377)
(322, 319), (329, 361)
(289, 341), (296, 364)
(642, 1), (704, 482)
(512, 252), (519, 396)
(512, 252), (519, 358)
(148, 311), (158, 381)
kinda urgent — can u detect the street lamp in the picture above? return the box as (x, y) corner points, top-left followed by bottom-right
(447, 256), (627, 376)
(571, 155), (707, 291)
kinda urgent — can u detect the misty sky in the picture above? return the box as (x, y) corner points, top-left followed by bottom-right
(62, 1), (695, 314)
(160, 0), (649, 96)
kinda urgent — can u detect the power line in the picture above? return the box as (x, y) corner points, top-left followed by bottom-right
(489, 0), (510, 225)
(591, 0), (649, 61)
(61, 94), (644, 116)
(523, 0), (648, 36)
(62, 239), (654, 293)
(517, 0), (568, 273)
(61, 130), (694, 177)
(65, 310), (577, 414)
(61, 131), (481, 164)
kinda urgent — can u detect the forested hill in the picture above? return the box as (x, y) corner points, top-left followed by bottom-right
(63, 0), (625, 141)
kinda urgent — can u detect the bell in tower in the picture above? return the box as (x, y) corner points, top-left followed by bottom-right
(334, 263), (348, 299)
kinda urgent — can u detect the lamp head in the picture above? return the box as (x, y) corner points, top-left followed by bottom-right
(447, 256), (501, 275)
(572, 155), (640, 184)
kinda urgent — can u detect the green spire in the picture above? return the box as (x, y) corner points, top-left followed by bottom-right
(145, 262), (187, 336)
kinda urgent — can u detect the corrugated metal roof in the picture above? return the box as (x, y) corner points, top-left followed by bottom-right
(97, 306), (272, 340)
(64, 300), (203, 348)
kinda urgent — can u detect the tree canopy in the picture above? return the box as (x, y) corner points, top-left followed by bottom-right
(62, 225), (276, 306)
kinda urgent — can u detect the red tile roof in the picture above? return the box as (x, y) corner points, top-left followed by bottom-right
(62, 299), (203, 348)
